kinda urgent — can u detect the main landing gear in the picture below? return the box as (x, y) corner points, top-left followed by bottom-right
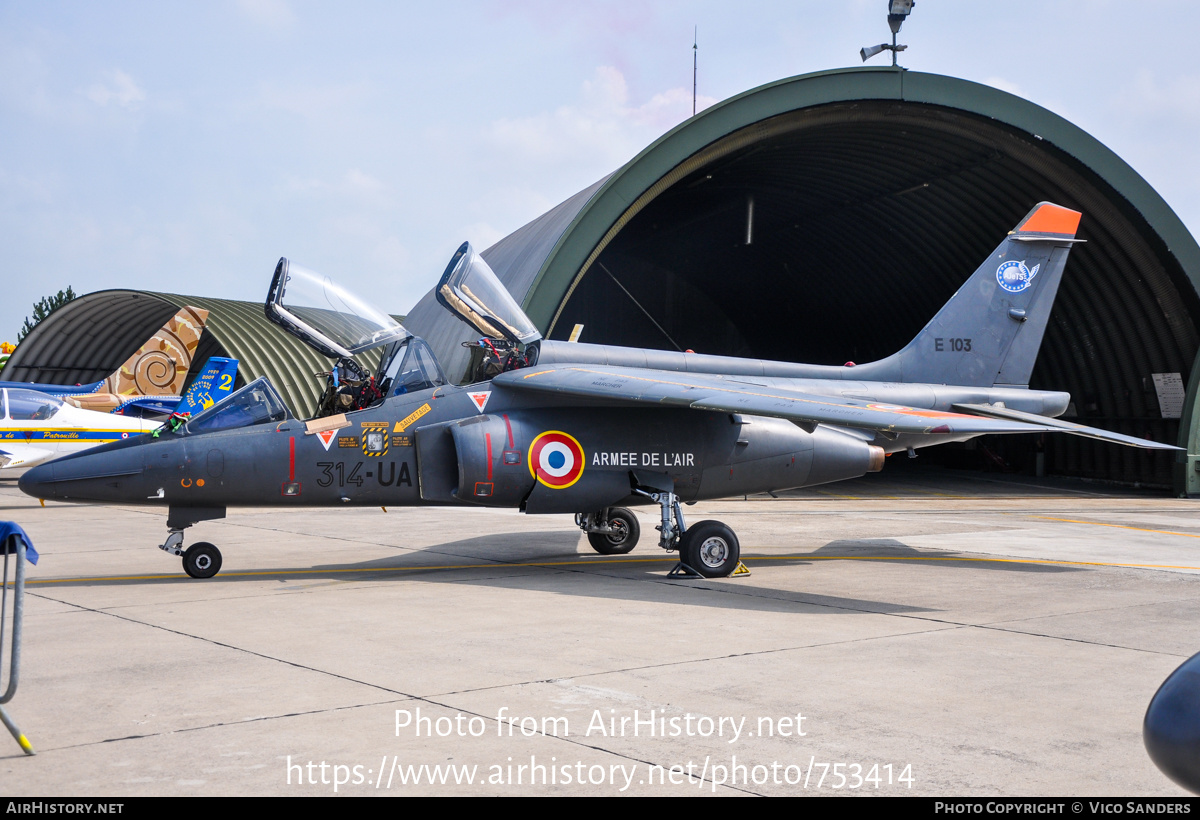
(160, 507), (227, 579)
(576, 508), (641, 554)
(577, 485), (747, 579)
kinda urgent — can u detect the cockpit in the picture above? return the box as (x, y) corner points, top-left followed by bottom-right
(170, 241), (541, 436)
(3, 389), (64, 422)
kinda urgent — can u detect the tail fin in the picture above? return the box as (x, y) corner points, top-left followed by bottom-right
(879, 202), (1081, 387)
(175, 357), (238, 416)
(99, 306), (210, 397)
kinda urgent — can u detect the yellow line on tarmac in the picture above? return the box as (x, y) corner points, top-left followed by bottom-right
(19, 557), (681, 584)
(794, 555), (1200, 571)
(1037, 516), (1200, 540)
(12, 552), (1200, 586)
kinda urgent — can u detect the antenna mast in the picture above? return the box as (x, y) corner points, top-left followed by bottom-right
(692, 27), (697, 117)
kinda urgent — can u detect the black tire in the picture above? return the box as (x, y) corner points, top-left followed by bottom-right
(183, 542), (222, 579)
(587, 507), (640, 555)
(679, 520), (740, 578)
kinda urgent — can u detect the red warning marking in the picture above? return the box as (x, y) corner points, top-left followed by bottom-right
(315, 429), (336, 450)
(468, 391), (491, 412)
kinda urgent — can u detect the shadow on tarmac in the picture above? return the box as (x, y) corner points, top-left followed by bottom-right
(18, 530), (1091, 618)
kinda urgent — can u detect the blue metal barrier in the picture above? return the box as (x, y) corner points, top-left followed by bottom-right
(1, 522), (37, 755)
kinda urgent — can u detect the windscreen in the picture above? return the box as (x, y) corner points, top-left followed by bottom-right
(436, 242), (541, 345)
(266, 258), (410, 359)
(382, 338), (447, 396)
(181, 377), (290, 435)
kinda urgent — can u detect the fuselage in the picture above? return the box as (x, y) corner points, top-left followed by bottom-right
(15, 382), (871, 510)
(17, 368), (1068, 513)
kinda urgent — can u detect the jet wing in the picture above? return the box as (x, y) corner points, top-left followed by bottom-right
(0, 444), (56, 469)
(952, 403), (1182, 450)
(494, 365), (1052, 437)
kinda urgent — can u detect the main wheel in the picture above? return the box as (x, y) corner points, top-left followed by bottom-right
(183, 542), (222, 579)
(587, 507), (640, 555)
(679, 520), (740, 578)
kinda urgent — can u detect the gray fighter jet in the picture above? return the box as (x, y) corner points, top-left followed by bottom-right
(19, 203), (1178, 579)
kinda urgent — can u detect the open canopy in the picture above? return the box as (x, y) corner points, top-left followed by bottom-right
(436, 242), (541, 346)
(265, 257), (410, 361)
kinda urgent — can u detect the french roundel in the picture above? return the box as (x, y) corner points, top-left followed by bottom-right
(529, 431), (585, 489)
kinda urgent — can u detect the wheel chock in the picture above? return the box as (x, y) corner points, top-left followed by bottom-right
(666, 561), (751, 579)
(667, 562), (704, 579)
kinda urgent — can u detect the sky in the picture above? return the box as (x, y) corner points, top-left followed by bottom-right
(2, 1), (1199, 342)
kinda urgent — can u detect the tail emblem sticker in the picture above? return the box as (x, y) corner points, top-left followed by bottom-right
(529, 431), (584, 489)
(996, 260), (1041, 294)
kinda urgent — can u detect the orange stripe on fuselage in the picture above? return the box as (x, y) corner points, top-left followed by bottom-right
(1018, 203), (1081, 236)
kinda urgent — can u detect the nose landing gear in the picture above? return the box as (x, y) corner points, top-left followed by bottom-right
(183, 543), (222, 579)
(160, 506), (227, 579)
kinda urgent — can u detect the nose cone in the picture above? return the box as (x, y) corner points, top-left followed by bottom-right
(18, 460), (56, 499)
(1145, 650), (1200, 794)
(17, 442), (146, 502)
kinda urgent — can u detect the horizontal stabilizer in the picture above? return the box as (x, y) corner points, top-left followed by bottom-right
(952, 403), (1182, 450)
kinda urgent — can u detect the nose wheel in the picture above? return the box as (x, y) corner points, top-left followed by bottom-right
(159, 528), (224, 579)
(183, 542), (222, 579)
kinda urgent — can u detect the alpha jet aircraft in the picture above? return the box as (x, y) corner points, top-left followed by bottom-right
(19, 203), (1178, 579)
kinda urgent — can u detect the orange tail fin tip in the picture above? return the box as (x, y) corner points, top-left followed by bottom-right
(1017, 202), (1082, 237)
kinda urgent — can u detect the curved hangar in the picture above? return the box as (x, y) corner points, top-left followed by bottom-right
(405, 67), (1200, 495)
(3, 290), (336, 419)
